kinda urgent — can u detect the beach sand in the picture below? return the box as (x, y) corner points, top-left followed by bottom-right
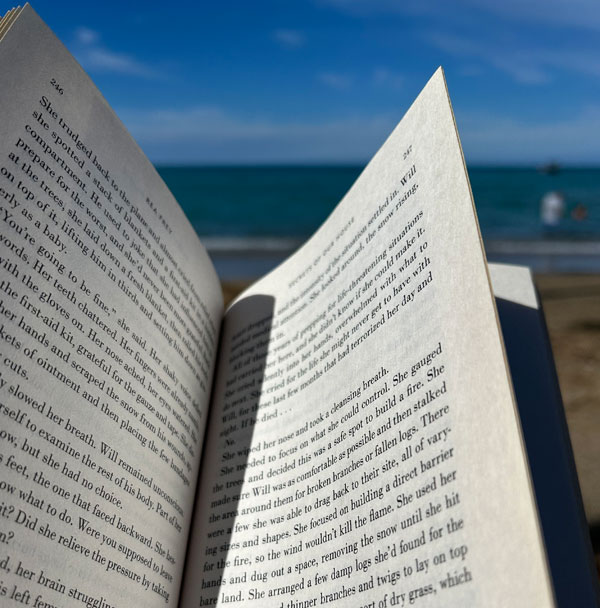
(535, 275), (600, 529)
(222, 274), (600, 539)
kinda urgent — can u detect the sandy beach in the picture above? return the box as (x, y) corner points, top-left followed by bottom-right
(222, 273), (600, 545)
(535, 275), (600, 530)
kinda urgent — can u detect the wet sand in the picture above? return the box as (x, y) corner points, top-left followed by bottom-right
(222, 274), (600, 539)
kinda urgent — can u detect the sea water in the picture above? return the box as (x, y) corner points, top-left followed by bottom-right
(157, 166), (600, 239)
(156, 166), (600, 276)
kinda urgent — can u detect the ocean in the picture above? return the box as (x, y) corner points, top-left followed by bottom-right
(156, 166), (600, 277)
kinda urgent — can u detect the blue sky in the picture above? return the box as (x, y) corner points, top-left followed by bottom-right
(29, 0), (600, 165)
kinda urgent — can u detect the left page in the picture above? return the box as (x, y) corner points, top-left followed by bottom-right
(0, 6), (223, 607)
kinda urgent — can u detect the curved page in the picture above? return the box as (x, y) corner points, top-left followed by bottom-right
(182, 70), (554, 607)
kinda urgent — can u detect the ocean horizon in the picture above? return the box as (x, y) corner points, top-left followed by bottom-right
(155, 165), (600, 277)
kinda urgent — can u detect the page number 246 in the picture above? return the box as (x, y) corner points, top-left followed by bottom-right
(50, 78), (64, 95)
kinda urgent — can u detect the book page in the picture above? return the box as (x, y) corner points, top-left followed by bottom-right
(0, 7), (223, 608)
(181, 70), (555, 607)
(0, 7), (23, 40)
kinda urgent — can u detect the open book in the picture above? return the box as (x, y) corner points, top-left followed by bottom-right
(0, 6), (597, 608)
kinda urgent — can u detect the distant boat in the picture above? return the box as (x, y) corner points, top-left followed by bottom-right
(538, 162), (561, 175)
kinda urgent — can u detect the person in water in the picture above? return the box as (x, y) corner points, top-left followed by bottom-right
(540, 190), (565, 227)
(571, 202), (588, 222)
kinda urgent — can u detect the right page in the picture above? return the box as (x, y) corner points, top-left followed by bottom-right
(182, 69), (555, 607)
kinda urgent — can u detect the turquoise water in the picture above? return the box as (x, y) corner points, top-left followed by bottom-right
(156, 166), (600, 240)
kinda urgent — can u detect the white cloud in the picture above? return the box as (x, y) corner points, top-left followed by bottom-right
(317, 0), (432, 16)
(116, 100), (600, 164)
(320, 0), (600, 31)
(317, 0), (600, 85)
(490, 58), (550, 85)
(426, 31), (600, 84)
(372, 67), (404, 89)
(542, 49), (600, 78)
(116, 105), (397, 163)
(273, 29), (306, 48)
(115, 102), (600, 164)
(75, 27), (99, 45)
(459, 0), (600, 32)
(320, 0), (600, 83)
(318, 72), (353, 89)
(457, 106), (600, 164)
(121, 106), (281, 140)
(72, 27), (160, 78)
(318, 69), (403, 91)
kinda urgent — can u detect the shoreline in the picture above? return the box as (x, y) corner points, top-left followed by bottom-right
(206, 237), (600, 280)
